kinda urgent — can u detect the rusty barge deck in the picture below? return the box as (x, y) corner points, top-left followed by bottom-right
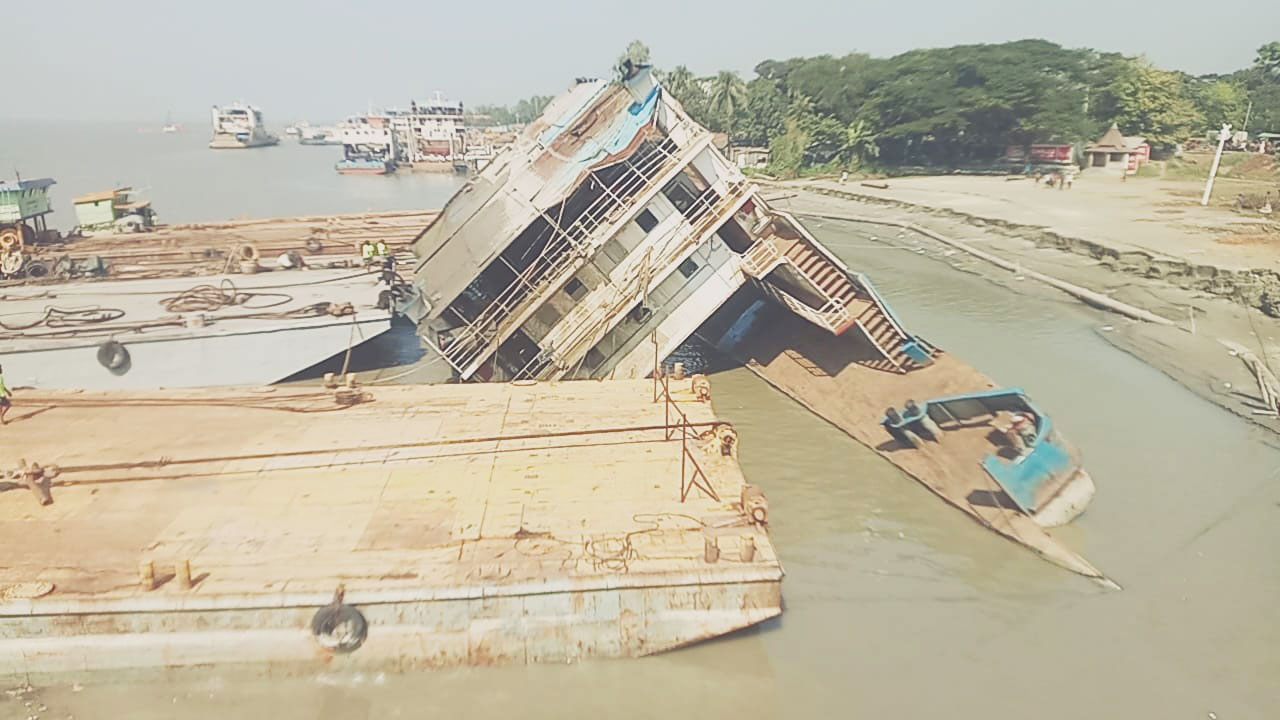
(5, 210), (436, 286)
(0, 378), (780, 677)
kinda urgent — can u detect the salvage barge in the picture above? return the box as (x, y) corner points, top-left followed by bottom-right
(396, 65), (1108, 581)
(0, 378), (780, 676)
(2, 211), (436, 389)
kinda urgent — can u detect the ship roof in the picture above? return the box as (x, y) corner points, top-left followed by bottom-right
(0, 178), (56, 193)
(73, 188), (130, 204)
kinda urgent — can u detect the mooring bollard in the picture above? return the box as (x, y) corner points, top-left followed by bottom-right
(704, 536), (720, 564)
(139, 560), (156, 591)
(740, 535), (757, 562)
(176, 559), (192, 590)
(672, 362), (686, 380)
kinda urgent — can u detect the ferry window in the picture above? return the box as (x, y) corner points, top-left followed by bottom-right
(636, 209), (659, 233)
(563, 277), (588, 300)
(628, 305), (652, 324)
(677, 258), (699, 279)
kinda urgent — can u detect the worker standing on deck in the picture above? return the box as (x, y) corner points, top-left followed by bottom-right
(374, 240), (388, 259)
(0, 365), (12, 426)
(360, 240), (376, 266)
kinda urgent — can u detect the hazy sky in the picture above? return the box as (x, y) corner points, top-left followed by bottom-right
(5, 0), (1274, 124)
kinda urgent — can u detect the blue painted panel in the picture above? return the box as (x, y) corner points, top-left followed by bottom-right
(900, 340), (933, 365)
(980, 420), (1072, 513)
(537, 83), (610, 148)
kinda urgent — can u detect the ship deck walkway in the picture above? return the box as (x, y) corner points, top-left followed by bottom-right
(729, 303), (1108, 583)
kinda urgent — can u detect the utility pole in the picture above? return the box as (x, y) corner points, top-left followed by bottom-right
(1243, 100), (1253, 131)
(1201, 124), (1232, 207)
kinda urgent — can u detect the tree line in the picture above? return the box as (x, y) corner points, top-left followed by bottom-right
(653, 39), (1280, 176)
(468, 95), (554, 127)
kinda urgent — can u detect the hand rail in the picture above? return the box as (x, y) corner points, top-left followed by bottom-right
(533, 180), (752, 378)
(655, 371), (721, 503)
(740, 238), (784, 278)
(439, 136), (701, 375)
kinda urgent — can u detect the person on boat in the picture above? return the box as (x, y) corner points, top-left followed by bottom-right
(0, 365), (12, 425)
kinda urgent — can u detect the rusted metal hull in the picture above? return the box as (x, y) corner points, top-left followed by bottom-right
(0, 380), (783, 677)
(0, 579), (780, 677)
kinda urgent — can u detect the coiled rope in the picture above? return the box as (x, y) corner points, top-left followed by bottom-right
(159, 279), (292, 313)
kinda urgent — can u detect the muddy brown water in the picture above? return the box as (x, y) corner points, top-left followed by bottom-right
(8, 219), (1279, 719)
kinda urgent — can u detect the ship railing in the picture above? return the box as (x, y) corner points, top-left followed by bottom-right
(654, 369), (721, 504)
(754, 278), (853, 335)
(739, 237), (785, 278)
(439, 132), (706, 377)
(851, 271), (929, 351)
(539, 180), (752, 377)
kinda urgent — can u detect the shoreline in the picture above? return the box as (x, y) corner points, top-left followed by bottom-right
(766, 181), (1280, 435)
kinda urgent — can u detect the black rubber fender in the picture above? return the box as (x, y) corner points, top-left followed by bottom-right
(96, 341), (130, 373)
(311, 602), (368, 654)
(24, 259), (50, 278)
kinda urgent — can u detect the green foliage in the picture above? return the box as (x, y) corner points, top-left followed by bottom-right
(1257, 42), (1280, 79)
(737, 78), (788, 146)
(470, 95), (553, 126)
(1190, 79), (1248, 127)
(615, 41), (651, 82)
(841, 119), (880, 168)
(768, 119), (810, 179)
(653, 38), (1280, 172)
(1094, 59), (1202, 146)
(706, 71), (749, 136)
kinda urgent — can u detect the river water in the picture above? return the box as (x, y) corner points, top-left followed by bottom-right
(3, 129), (1277, 718)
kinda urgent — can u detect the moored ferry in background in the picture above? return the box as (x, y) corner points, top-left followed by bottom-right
(209, 103), (281, 149)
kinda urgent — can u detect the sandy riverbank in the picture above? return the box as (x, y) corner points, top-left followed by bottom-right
(763, 177), (1280, 434)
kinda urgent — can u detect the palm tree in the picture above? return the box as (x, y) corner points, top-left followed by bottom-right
(706, 71), (748, 136)
(841, 119), (880, 168)
(661, 66), (700, 103)
(785, 91), (815, 122)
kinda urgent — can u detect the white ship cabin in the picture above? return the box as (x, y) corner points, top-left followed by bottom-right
(386, 94), (467, 163)
(212, 103), (264, 134)
(405, 67), (931, 382)
(338, 115), (397, 160)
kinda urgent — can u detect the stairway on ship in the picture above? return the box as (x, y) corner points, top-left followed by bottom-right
(778, 238), (919, 372)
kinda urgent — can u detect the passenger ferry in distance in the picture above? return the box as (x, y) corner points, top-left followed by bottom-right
(209, 103), (281, 149)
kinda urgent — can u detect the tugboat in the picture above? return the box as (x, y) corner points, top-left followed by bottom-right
(209, 103), (280, 149)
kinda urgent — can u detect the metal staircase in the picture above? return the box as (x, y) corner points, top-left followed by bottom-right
(754, 234), (934, 373)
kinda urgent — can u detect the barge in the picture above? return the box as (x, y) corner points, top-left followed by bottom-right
(394, 63), (1109, 582)
(2, 205), (435, 389)
(0, 378), (780, 677)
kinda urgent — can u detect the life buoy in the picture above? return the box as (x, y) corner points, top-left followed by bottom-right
(236, 244), (261, 261)
(305, 238), (323, 254)
(311, 597), (368, 653)
(0, 226), (21, 251)
(97, 341), (130, 372)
